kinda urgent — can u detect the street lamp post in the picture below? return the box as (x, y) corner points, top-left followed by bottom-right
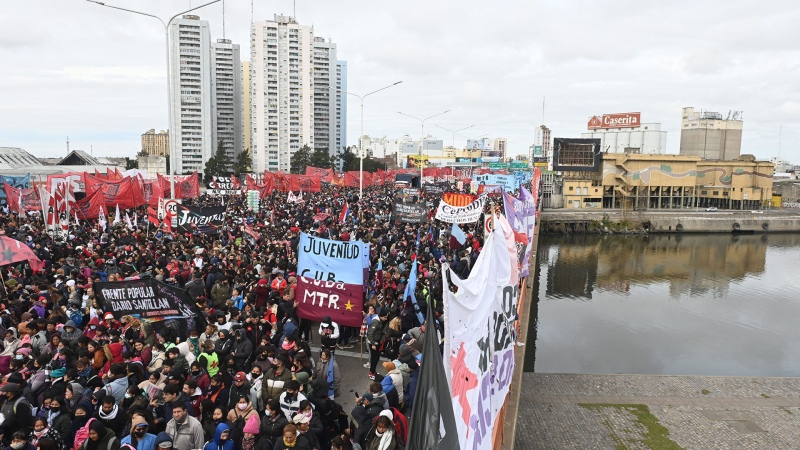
(436, 124), (475, 149)
(397, 110), (450, 185)
(86, 0), (221, 199)
(342, 81), (403, 200)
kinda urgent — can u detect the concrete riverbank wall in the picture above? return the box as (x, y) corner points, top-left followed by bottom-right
(540, 210), (800, 234)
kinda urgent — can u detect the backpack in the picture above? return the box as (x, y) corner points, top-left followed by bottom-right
(382, 336), (400, 360)
(390, 407), (408, 445)
(69, 308), (84, 327)
(74, 418), (96, 450)
(322, 398), (345, 434)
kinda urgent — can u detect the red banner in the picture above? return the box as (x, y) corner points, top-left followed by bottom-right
(70, 189), (105, 219)
(174, 172), (200, 199)
(142, 179), (164, 206)
(287, 175), (322, 192)
(47, 173), (84, 195)
(84, 174), (144, 209)
(294, 276), (364, 327)
(3, 183), (21, 213)
(305, 167), (333, 183)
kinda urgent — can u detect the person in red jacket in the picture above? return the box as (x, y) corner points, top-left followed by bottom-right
(254, 278), (271, 309)
(270, 273), (287, 292)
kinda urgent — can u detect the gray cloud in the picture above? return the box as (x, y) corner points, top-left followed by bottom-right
(0, 0), (798, 162)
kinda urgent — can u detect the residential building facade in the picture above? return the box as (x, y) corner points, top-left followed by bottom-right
(250, 15), (315, 173)
(169, 15), (213, 175)
(211, 38), (242, 169)
(141, 129), (169, 157)
(336, 61), (347, 154)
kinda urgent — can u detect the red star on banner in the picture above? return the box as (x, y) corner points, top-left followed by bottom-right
(451, 341), (478, 434)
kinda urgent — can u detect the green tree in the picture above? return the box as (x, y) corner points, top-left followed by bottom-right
(204, 140), (232, 181)
(310, 147), (334, 169)
(124, 157), (138, 170)
(290, 144), (312, 174)
(337, 146), (385, 172)
(234, 147), (252, 174)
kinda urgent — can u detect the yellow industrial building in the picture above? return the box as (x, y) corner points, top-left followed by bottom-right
(562, 153), (773, 210)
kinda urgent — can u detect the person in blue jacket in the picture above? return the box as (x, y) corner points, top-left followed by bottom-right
(203, 423), (234, 450)
(120, 416), (157, 450)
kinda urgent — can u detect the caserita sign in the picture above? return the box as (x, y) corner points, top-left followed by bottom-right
(587, 112), (641, 130)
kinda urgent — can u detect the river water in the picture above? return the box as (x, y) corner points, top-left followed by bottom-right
(524, 233), (800, 376)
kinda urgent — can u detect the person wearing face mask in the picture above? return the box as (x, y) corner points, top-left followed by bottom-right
(68, 404), (92, 449)
(120, 416), (157, 450)
(6, 430), (36, 450)
(295, 400), (324, 449)
(0, 328), (21, 375)
(313, 349), (340, 399)
(278, 380), (307, 422)
(224, 395), (258, 443)
(202, 424), (233, 450)
(189, 362), (211, 395)
(29, 417), (65, 450)
(0, 382), (32, 435)
(260, 399), (288, 445)
(227, 372), (259, 411)
(200, 404), (224, 443)
(94, 395), (129, 438)
(261, 355), (293, 406)
(47, 396), (72, 445)
(78, 421), (120, 450)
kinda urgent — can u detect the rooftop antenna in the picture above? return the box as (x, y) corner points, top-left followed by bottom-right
(778, 124), (783, 157)
(90, 145), (93, 157)
(293, 0), (296, 19)
(251, 0), (253, 24)
(542, 96), (546, 125)
(66, 136), (70, 155)
(222, 0), (225, 39)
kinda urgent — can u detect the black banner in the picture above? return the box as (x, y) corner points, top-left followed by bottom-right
(423, 184), (445, 195)
(176, 205), (226, 233)
(95, 278), (195, 321)
(391, 202), (428, 223)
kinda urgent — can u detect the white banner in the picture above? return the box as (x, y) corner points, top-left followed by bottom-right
(443, 221), (519, 450)
(434, 195), (486, 224)
(297, 232), (369, 285)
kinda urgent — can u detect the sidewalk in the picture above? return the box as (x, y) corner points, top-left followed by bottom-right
(515, 373), (800, 449)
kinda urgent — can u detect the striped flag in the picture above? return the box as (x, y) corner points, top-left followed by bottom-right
(339, 200), (350, 224)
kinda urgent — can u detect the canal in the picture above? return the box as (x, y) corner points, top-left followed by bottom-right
(524, 233), (800, 376)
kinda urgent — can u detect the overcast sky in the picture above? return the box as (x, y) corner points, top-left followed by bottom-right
(1, 0), (798, 162)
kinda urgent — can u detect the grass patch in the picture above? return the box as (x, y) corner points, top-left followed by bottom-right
(760, 393), (771, 398)
(701, 389), (710, 395)
(780, 407), (793, 415)
(579, 403), (684, 450)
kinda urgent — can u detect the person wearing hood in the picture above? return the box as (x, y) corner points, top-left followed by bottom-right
(83, 316), (102, 341)
(225, 395), (258, 443)
(60, 320), (83, 348)
(203, 423), (234, 450)
(120, 415), (157, 450)
(189, 362), (211, 395)
(103, 363), (130, 404)
(147, 344), (166, 374)
(318, 316), (340, 355)
(68, 403), (92, 449)
(29, 416), (66, 450)
(153, 432), (173, 450)
(78, 421), (120, 450)
(200, 402), (224, 442)
(140, 322), (157, 348)
(133, 340), (152, 368)
(66, 381), (88, 409)
(87, 340), (107, 373)
(175, 342), (196, 367)
(0, 327), (21, 374)
(5, 430), (36, 450)
(94, 395), (129, 438)
(231, 329), (252, 370)
(213, 330), (233, 360)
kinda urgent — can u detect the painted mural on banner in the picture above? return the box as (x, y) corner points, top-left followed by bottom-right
(391, 202), (428, 223)
(297, 232), (369, 285)
(0, 174), (30, 206)
(435, 195), (486, 224)
(95, 278), (195, 321)
(502, 187), (537, 277)
(443, 228), (519, 450)
(175, 205), (226, 233)
(294, 276), (364, 327)
(470, 174), (519, 193)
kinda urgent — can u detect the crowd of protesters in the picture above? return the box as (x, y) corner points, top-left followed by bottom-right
(0, 182), (488, 450)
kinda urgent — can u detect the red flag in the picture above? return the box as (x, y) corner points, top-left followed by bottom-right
(0, 236), (44, 273)
(3, 183), (21, 213)
(70, 189), (105, 219)
(230, 174), (241, 190)
(175, 172), (201, 199)
(339, 201), (350, 224)
(243, 223), (260, 241)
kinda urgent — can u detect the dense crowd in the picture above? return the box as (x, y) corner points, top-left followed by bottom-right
(0, 183), (487, 450)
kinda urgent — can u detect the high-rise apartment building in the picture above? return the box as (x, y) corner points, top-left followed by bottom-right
(251, 15), (315, 173)
(494, 138), (508, 160)
(169, 15), (213, 175)
(679, 107), (743, 161)
(242, 61), (252, 158)
(313, 37), (338, 157)
(211, 39), (242, 169)
(336, 61), (347, 154)
(141, 129), (169, 157)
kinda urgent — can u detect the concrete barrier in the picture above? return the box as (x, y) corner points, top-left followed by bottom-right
(649, 217), (800, 233)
